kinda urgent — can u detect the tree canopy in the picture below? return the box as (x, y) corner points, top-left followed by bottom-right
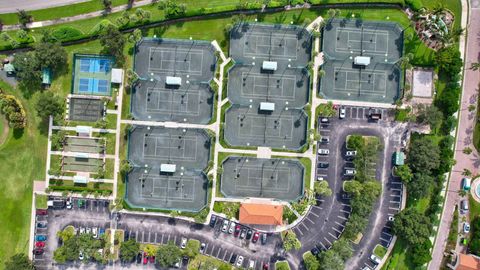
(119, 239), (140, 262)
(407, 137), (440, 173)
(282, 230), (301, 251)
(34, 91), (64, 122)
(4, 253), (34, 270)
(99, 25), (126, 64)
(156, 242), (182, 267)
(393, 208), (432, 246)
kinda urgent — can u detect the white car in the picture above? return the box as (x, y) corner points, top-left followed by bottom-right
(345, 150), (357, 157)
(370, 254), (381, 265)
(236, 256), (244, 267)
(86, 227), (91, 234)
(79, 227), (86, 234)
(221, 220), (229, 233)
(66, 198), (72, 210)
(79, 251), (84, 260)
(464, 222), (471, 233)
(200, 243), (206, 253)
(92, 227), (98, 239)
(248, 259), (255, 269)
(316, 176), (325, 181)
(180, 238), (187, 249)
(339, 107), (346, 119)
(345, 169), (356, 176)
(318, 149), (329, 155)
(228, 222), (236, 234)
(320, 117), (329, 123)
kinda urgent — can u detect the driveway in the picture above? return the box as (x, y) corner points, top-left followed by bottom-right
(0, 0), (88, 13)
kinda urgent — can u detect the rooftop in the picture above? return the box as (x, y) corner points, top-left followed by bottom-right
(239, 203), (283, 226)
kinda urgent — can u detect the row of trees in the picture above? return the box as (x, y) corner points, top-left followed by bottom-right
(310, 135), (382, 269)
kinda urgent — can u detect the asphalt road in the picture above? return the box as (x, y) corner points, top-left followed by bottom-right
(0, 0), (89, 13)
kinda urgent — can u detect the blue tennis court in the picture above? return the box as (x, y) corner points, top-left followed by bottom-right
(80, 58), (111, 73)
(72, 54), (113, 96)
(78, 78), (110, 94)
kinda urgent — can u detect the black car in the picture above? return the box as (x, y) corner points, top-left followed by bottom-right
(93, 200), (98, 207)
(311, 247), (320, 256)
(136, 253), (142, 264)
(318, 162), (329, 169)
(124, 231), (130, 241)
(246, 229), (253, 240)
(36, 222), (47, 228)
(104, 201), (109, 208)
(209, 215), (217, 227)
(261, 233), (267, 245)
(130, 232), (136, 240)
(229, 254), (238, 264)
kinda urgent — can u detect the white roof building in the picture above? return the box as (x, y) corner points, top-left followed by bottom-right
(354, 56), (371, 66)
(111, 68), (124, 84)
(262, 61), (278, 71)
(166, 76), (182, 86)
(260, 102), (275, 112)
(160, 163), (176, 173)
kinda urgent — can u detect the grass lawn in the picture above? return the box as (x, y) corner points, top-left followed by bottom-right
(275, 261), (291, 270)
(382, 239), (415, 270)
(0, 80), (47, 265)
(374, 244), (388, 259)
(469, 194), (480, 220)
(188, 254), (232, 270)
(35, 194), (48, 209)
(212, 201), (240, 219)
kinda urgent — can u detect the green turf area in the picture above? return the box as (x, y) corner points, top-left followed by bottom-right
(188, 254), (232, 270)
(35, 194), (48, 209)
(382, 239), (415, 270)
(212, 201), (240, 219)
(275, 261), (291, 270)
(469, 193), (480, 220)
(0, 80), (47, 265)
(0, 0), (128, 25)
(374, 244), (388, 259)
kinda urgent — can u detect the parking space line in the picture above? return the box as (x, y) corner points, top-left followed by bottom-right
(383, 232), (393, 237)
(328, 232), (338, 239)
(294, 227), (304, 236)
(173, 235), (177, 245)
(334, 221), (344, 228)
(300, 222), (309, 231)
(318, 242), (326, 250)
(332, 227), (342, 234)
(310, 211), (319, 218)
(167, 234), (170, 243)
(337, 215), (348, 220)
(389, 206), (400, 211)
(222, 250), (228, 261)
(380, 237), (391, 242)
(341, 203), (351, 208)
(340, 209), (351, 214)
(324, 237), (332, 245)
(216, 247), (222, 258)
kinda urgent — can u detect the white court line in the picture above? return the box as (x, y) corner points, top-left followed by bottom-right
(141, 133), (198, 161)
(334, 28), (390, 55)
(145, 87), (202, 116)
(139, 174), (196, 203)
(147, 47), (204, 75)
(240, 72), (298, 101)
(333, 67), (388, 96)
(243, 32), (299, 59)
(237, 114), (295, 141)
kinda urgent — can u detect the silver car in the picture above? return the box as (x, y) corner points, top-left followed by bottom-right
(339, 107), (346, 119)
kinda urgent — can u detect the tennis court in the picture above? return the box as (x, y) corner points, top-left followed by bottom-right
(64, 137), (105, 153)
(227, 64), (309, 108)
(320, 19), (403, 103)
(134, 38), (217, 82)
(220, 156), (304, 201)
(62, 156), (103, 173)
(125, 167), (208, 212)
(69, 97), (105, 122)
(72, 54), (113, 96)
(131, 80), (214, 123)
(224, 104), (308, 150)
(128, 126), (211, 170)
(230, 23), (311, 67)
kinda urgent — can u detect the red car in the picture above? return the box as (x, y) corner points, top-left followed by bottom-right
(36, 209), (47, 215)
(143, 252), (148, 264)
(35, 242), (45, 248)
(252, 232), (260, 243)
(234, 225), (241, 237)
(263, 263), (269, 270)
(149, 255), (155, 263)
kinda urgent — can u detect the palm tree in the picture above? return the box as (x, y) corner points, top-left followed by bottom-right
(397, 53), (414, 69)
(471, 62), (480, 71)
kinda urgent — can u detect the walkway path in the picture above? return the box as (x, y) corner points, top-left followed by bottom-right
(428, 0), (476, 268)
(0, 0), (88, 13)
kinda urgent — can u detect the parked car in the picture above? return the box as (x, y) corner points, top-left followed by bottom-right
(345, 150), (357, 157)
(318, 162), (329, 169)
(209, 215), (217, 227)
(66, 198), (72, 209)
(124, 231), (130, 241)
(229, 254), (238, 264)
(36, 209), (47, 215)
(261, 233), (267, 245)
(149, 255), (155, 263)
(236, 256), (244, 267)
(35, 235), (47, 241)
(246, 229), (253, 240)
(234, 225), (241, 237)
(240, 228), (247, 239)
(344, 169), (356, 176)
(37, 222), (47, 228)
(79, 251), (84, 260)
(92, 227), (98, 239)
(99, 228), (105, 236)
(143, 252), (148, 264)
(248, 259), (255, 269)
(461, 200), (469, 213)
(252, 232), (260, 243)
(35, 242), (45, 248)
(33, 248), (44, 255)
(86, 227), (91, 234)
(311, 247), (320, 256)
(80, 227), (86, 234)
(181, 238), (187, 249)
(222, 220), (229, 233)
(136, 253), (142, 264)
(263, 263), (269, 270)
(320, 137), (329, 144)
(464, 222), (471, 233)
(228, 222), (236, 234)
(370, 254), (381, 265)
(320, 117), (329, 123)
(318, 149), (329, 155)
(339, 107), (346, 119)
(200, 243), (206, 254)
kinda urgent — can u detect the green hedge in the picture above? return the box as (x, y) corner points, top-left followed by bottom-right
(405, 0), (423, 11)
(52, 27), (84, 41)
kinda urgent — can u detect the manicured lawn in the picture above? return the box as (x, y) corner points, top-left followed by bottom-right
(35, 194), (48, 209)
(374, 244), (388, 259)
(212, 201), (240, 219)
(188, 254), (232, 270)
(469, 194), (480, 220)
(0, 80), (47, 264)
(382, 239), (415, 270)
(275, 261), (291, 270)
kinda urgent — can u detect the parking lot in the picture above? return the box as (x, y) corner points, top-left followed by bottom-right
(33, 197), (282, 270)
(290, 105), (406, 270)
